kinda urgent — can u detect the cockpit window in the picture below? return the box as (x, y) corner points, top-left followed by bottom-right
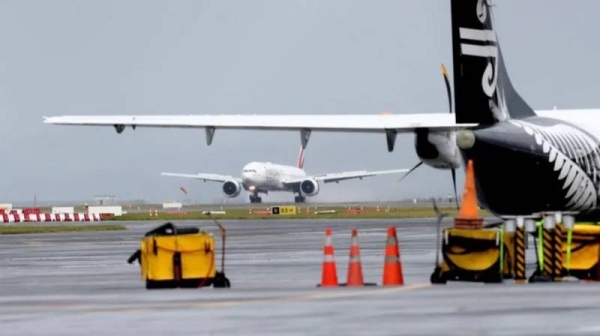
(243, 169), (257, 173)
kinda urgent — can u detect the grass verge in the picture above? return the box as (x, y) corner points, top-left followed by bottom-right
(103, 206), (492, 221)
(0, 224), (127, 235)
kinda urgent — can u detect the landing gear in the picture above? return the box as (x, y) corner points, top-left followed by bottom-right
(249, 195), (262, 203)
(294, 196), (306, 203)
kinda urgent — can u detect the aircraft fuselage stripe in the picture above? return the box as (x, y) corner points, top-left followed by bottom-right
(459, 28), (496, 42)
(460, 44), (497, 57)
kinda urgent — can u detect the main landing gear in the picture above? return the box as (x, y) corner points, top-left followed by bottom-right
(249, 195), (262, 203)
(294, 195), (305, 203)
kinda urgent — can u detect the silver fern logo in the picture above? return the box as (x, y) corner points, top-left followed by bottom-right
(489, 71), (509, 122)
(509, 120), (599, 212)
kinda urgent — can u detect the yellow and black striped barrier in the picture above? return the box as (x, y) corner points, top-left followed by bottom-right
(514, 226), (526, 282)
(542, 227), (554, 277)
(553, 224), (564, 281)
(431, 212), (599, 284)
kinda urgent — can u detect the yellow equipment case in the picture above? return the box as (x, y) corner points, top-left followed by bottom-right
(561, 224), (600, 280)
(128, 222), (230, 289)
(431, 228), (513, 284)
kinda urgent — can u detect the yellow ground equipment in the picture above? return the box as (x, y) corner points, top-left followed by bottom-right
(524, 220), (600, 282)
(560, 224), (600, 280)
(430, 227), (512, 284)
(128, 222), (230, 289)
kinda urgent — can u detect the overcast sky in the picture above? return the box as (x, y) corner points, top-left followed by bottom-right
(1, 0), (599, 205)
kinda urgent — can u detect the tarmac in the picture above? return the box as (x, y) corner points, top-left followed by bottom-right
(1, 218), (600, 335)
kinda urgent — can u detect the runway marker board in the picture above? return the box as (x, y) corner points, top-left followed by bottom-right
(271, 206), (296, 215)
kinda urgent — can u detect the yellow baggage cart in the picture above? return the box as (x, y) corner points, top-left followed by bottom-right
(128, 222), (230, 289)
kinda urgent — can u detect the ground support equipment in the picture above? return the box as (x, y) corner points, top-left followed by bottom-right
(128, 222), (230, 289)
(430, 228), (511, 284)
(559, 223), (600, 281)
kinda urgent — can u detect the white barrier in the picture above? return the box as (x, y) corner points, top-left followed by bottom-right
(0, 213), (102, 223)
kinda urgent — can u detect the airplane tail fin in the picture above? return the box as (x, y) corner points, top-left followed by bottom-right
(451, 0), (536, 125)
(297, 146), (305, 169)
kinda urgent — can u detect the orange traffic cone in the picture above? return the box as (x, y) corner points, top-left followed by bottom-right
(455, 160), (483, 229)
(382, 226), (404, 286)
(319, 228), (338, 287)
(346, 228), (364, 286)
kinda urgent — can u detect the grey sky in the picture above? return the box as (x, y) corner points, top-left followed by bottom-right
(1, 0), (599, 204)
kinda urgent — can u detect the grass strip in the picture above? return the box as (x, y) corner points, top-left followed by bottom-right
(0, 224), (127, 235)
(103, 207), (492, 221)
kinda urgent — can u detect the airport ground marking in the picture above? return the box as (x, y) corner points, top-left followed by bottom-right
(0, 283), (432, 315)
(194, 282), (432, 308)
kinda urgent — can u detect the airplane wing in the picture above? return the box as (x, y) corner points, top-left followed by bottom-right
(282, 168), (410, 186)
(161, 172), (241, 183)
(43, 113), (477, 151)
(42, 113), (476, 132)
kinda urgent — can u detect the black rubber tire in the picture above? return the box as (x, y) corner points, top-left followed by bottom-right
(213, 272), (231, 288)
(430, 267), (447, 284)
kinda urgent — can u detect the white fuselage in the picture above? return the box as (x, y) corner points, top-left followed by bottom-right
(536, 109), (600, 137)
(241, 162), (306, 192)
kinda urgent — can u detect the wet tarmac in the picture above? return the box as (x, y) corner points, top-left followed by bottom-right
(0, 218), (599, 335)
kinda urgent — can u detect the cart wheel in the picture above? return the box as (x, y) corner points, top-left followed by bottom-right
(213, 272), (231, 288)
(430, 267), (447, 284)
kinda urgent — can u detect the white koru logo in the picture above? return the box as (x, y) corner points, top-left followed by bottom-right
(477, 0), (488, 24)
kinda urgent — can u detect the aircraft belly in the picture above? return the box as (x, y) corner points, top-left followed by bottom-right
(262, 179), (284, 190)
(460, 142), (563, 216)
(460, 120), (600, 218)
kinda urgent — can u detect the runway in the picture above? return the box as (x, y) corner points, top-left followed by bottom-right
(1, 218), (600, 335)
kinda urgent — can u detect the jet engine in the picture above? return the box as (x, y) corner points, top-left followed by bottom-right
(222, 180), (242, 198)
(299, 179), (320, 197)
(414, 129), (461, 170)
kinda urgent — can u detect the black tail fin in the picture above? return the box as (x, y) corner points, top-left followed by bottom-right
(451, 0), (535, 125)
